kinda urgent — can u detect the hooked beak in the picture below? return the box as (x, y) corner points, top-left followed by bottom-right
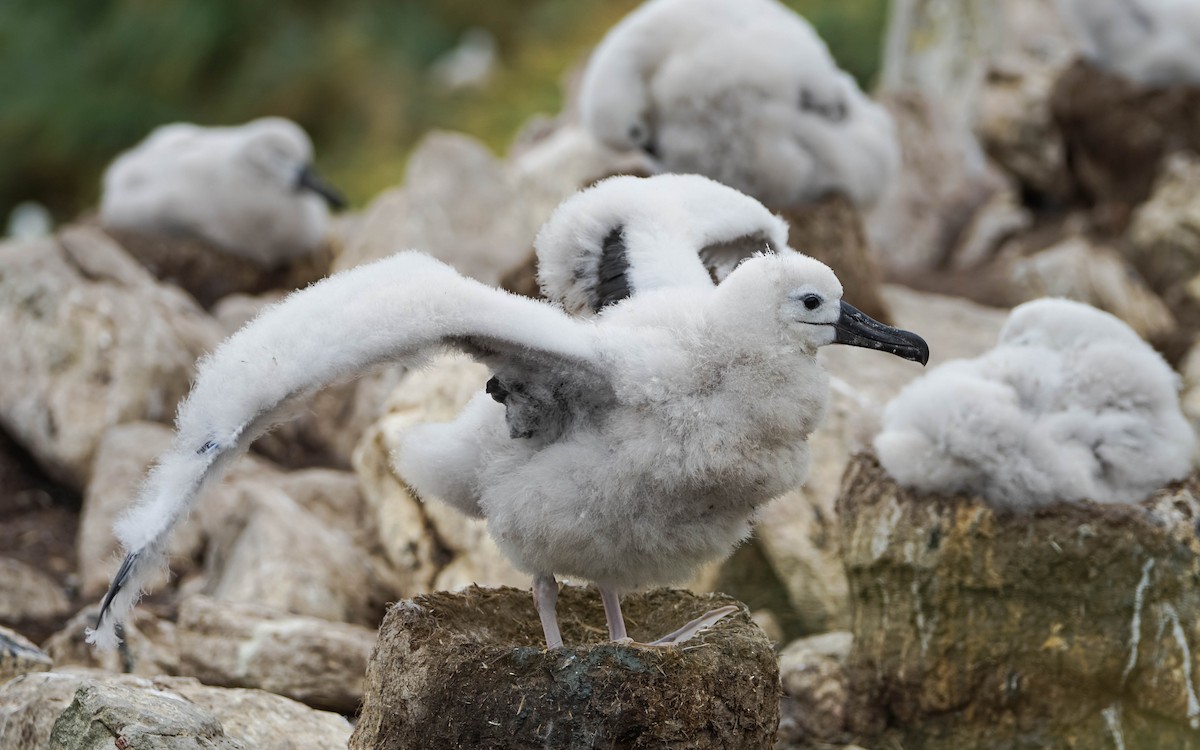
(833, 301), (930, 365)
(295, 164), (347, 210)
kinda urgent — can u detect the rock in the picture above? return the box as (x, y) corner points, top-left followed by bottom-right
(102, 226), (332, 309)
(76, 421), (275, 600)
(165, 679), (353, 750)
(976, 60), (1072, 202)
(79, 420), (388, 627)
(176, 595), (376, 714)
(752, 286), (1008, 636)
(336, 131), (537, 285)
(1129, 152), (1200, 349)
(0, 226), (222, 488)
(0, 669), (351, 750)
(0, 558), (71, 625)
(1010, 236), (1176, 342)
(777, 194), (891, 324)
(1051, 60), (1200, 232)
(1129, 152), (1200, 292)
(353, 354), (528, 595)
(880, 0), (1003, 133)
(866, 92), (1008, 276)
(838, 453), (1200, 748)
(201, 478), (387, 628)
(42, 606), (178, 677)
(507, 123), (657, 235)
(1183, 343), (1200, 441)
(0, 625), (52, 683)
(350, 586), (780, 750)
(50, 680), (243, 750)
(209, 291), (284, 335)
(777, 631), (853, 747)
(0, 672), (87, 749)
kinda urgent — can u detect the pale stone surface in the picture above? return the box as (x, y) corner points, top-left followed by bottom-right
(777, 631), (854, 747)
(1183, 343), (1200, 446)
(0, 227), (222, 488)
(1129, 152), (1200, 295)
(0, 672), (91, 750)
(976, 59), (1071, 201)
(1010, 237), (1176, 341)
(201, 479), (387, 628)
(42, 606), (178, 678)
(50, 680), (243, 750)
(840, 455), (1200, 748)
(351, 587), (779, 750)
(81, 420), (389, 626)
(176, 595), (376, 714)
(881, 0), (1003, 133)
(209, 291), (283, 335)
(353, 354), (528, 596)
(0, 558), (71, 624)
(865, 92), (1007, 276)
(0, 669), (351, 750)
(77, 421), (277, 600)
(0, 625), (52, 684)
(336, 131), (537, 285)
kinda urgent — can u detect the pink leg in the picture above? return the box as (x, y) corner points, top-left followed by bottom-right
(598, 585), (627, 641)
(533, 573), (563, 649)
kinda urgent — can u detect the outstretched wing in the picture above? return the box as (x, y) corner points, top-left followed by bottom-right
(87, 250), (604, 649)
(534, 174), (792, 315)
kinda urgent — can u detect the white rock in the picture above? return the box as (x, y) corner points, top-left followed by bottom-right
(1010, 237), (1176, 341)
(0, 227), (221, 488)
(352, 354), (528, 595)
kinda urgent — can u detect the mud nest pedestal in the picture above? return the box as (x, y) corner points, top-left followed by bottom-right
(350, 585), (780, 750)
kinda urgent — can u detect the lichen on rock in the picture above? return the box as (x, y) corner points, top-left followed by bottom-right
(839, 453), (1200, 749)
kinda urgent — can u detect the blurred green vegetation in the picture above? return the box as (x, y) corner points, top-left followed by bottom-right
(0, 0), (886, 224)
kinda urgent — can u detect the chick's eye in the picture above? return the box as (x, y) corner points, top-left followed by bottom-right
(803, 294), (822, 311)
(628, 124), (645, 143)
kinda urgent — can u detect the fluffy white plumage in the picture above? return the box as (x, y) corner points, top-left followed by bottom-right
(579, 0), (899, 208)
(88, 174), (928, 651)
(100, 117), (344, 267)
(1057, 0), (1200, 86)
(535, 173), (792, 315)
(875, 298), (1196, 510)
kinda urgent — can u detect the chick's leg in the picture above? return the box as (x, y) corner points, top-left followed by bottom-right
(598, 584), (627, 641)
(533, 573), (563, 649)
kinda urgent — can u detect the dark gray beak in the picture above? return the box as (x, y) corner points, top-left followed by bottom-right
(833, 301), (930, 365)
(295, 164), (347, 210)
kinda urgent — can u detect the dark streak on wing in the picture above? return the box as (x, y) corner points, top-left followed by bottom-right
(95, 550), (140, 628)
(592, 225), (632, 312)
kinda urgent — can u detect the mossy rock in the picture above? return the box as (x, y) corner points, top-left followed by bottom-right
(351, 586), (780, 749)
(839, 452), (1200, 750)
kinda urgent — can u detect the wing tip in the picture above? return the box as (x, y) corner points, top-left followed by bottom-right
(86, 549), (144, 652)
